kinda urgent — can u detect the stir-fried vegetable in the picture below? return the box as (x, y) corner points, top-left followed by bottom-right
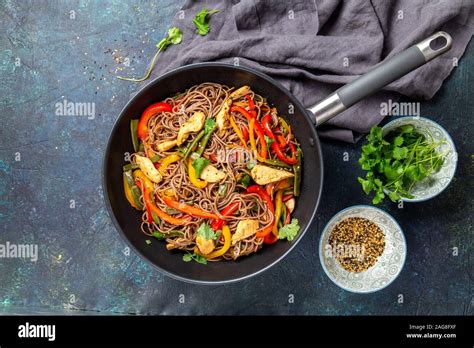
(123, 170), (143, 210)
(159, 153), (181, 175)
(188, 158), (207, 188)
(211, 201), (241, 231)
(272, 190), (284, 237)
(246, 185), (275, 213)
(196, 118), (217, 155)
(205, 226), (231, 259)
(137, 102), (173, 140)
(162, 196), (219, 219)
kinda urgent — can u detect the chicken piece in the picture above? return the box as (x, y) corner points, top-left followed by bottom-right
(156, 139), (177, 152)
(250, 164), (294, 185)
(231, 220), (259, 245)
(216, 85), (251, 135)
(229, 85), (251, 100)
(215, 99), (232, 136)
(135, 154), (162, 183)
(200, 164), (226, 183)
(196, 235), (215, 255)
(177, 111), (206, 145)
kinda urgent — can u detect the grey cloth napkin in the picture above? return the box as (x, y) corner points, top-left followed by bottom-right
(140, 0), (473, 142)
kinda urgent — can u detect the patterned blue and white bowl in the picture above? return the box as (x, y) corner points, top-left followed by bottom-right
(382, 116), (457, 202)
(319, 205), (406, 293)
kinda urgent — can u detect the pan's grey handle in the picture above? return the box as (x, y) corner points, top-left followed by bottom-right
(309, 31), (453, 126)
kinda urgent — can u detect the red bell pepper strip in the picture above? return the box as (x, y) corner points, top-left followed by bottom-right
(138, 184), (191, 226)
(137, 102), (173, 140)
(211, 201), (241, 231)
(262, 113), (298, 165)
(240, 124), (249, 142)
(263, 232), (278, 244)
(245, 95), (257, 118)
(261, 114), (275, 140)
(246, 185), (275, 214)
(271, 142), (298, 165)
(162, 196), (219, 220)
(282, 194), (294, 202)
(284, 206), (291, 225)
(256, 223), (273, 238)
(135, 180), (153, 224)
(276, 134), (287, 148)
(245, 95), (255, 110)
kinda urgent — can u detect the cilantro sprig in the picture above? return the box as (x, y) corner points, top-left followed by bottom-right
(183, 252), (207, 265)
(193, 8), (219, 36)
(117, 27), (183, 82)
(358, 125), (446, 204)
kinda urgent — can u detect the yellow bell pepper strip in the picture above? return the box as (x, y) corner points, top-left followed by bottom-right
(272, 190), (284, 237)
(158, 153), (181, 175)
(249, 118), (266, 162)
(123, 171), (142, 210)
(194, 226), (232, 259)
(229, 114), (248, 148)
(187, 158), (207, 188)
(234, 106), (267, 159)
(133, 169), (154, 191)
(205, 226), (231, 259)
(162, 195), (219, 219)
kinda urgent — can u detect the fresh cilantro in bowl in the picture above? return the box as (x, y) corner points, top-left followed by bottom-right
(358, 124), (446, 204)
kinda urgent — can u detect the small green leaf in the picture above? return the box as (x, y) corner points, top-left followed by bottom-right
(362, 143), (377, 154)
(193, 8), (220, 36)
(372, 190), (385, 205)
(358, 177), (373, 194)
(238, 174), (252, 188)
(392, 146), (408, 160)
(182, 253), (193, 262)
(192, 157), (210, 177)
(393, 136), (404, 146)
(194, 254), (208, 265)
(197, 222), (217, 240)
(167, 27), (183, 44)
(246, 161), (256, 170)
(398, 124), (414, 134)
(204, 118), (216, 134)
(278, 219), (300, 241)
(145, 239), (151, 245)
(264, 135), (274, 148)
(388, 191), (400, 202)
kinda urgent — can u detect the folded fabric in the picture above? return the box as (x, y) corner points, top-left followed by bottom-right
(139, 0), (473, 142)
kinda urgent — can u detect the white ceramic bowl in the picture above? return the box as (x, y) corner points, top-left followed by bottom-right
(382, 116), (457, 202)
(319, 205), (406, 293)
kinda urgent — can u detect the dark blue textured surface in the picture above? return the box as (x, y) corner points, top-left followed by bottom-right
(0, 0), (472, 315)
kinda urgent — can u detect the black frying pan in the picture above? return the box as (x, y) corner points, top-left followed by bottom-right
(103, 32), (451, 284)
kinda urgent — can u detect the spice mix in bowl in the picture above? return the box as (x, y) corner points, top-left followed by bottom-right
(319, 205), (406, 293)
